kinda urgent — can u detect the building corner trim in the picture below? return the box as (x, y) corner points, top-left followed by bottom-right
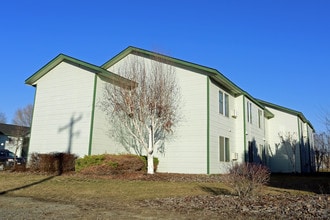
(88, 75), (97, 156)
(243, 96), (247, 162)
(207, 77), (210, 174)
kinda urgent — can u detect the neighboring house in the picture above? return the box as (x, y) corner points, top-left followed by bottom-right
(0, 123), (30, 159)
(25, 46), (315, 174)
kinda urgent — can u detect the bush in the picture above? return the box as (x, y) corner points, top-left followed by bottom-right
(75, 154), (106, 172)
(29, 152), (77, 174)
(222, 163), (270, 197)
(29, 153), (40, 171)
(75, 154), (155, 175)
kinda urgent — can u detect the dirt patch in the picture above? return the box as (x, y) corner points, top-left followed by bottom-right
(1, 193), (328, 219)
(0, 195), (187, 219)
(140, 194), (329, 219)
(0, 173), (329, 219)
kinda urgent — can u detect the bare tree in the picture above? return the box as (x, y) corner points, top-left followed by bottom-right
(314, 132), (329, 172)
(320, 116), (330, 171)
(12, 104), (33, 127)
(100, 55), (181, 174)
(11, 125), (29, 167)
(0, 112), (7, 123)
(11, 104), (32, 167)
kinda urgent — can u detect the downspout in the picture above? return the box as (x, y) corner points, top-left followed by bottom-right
(243, 96), (247, 162)
(88, 75), (98, 156)
(206, 77), (210, 174)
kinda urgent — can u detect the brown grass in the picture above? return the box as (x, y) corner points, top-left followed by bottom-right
(0, 173), (221, 204)
(0, 172), (328, 219)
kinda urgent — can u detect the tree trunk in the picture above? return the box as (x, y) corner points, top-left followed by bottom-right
(147, 125), (154, 174)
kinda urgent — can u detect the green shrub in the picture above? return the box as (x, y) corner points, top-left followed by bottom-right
(75, 154), (106, 172)
(222, 163), (270, 197)
(75, 154), (156, 175)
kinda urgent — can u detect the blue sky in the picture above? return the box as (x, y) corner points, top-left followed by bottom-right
(0, 0), (329, 132)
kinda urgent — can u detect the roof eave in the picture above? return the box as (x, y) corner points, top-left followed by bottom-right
(102, 46), (244, 96)
(257, 99), (314, 129)
(25, 54), (107, 86)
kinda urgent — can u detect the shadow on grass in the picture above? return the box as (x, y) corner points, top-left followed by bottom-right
(0, 175), (57, 195)
(269, 172), (330, 194)
(199, 185), (232, 196)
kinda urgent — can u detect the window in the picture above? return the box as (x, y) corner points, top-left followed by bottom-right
(225, 94), (229, 117)
(219, 91), (223, 114)
(219, 91), (229, 117)
(219, 136), (230, 162)
(258, 109), (262, 128)
(247, 101), (252, 124)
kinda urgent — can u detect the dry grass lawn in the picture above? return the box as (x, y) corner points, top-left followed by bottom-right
(0, 172), (329, 219)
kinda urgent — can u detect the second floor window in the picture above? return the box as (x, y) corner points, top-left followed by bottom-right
(247, 101), (252, 124)
(258, 109), (262, 128)
(219, 91), (229, 117)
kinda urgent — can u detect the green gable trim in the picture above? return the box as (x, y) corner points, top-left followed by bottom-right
(103, 46), (273, 114)
(207, 77), (210, 174)
(264, 108), (275, 119)
(102, 46), (244, 96)
(25, 54), (136, 88)
(257, 99), (314, 131)
(26, 54), (104, 85)
(88, 75), (98, 156)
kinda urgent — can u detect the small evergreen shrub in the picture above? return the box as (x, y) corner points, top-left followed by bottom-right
(75, 154), (106, 172)
(75, 154), (159, 175)
(222, 163), (270, 197)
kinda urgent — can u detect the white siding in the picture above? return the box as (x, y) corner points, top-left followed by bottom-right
(233, 96), (245, 163)
(27, 49), (315, 175)
(305, 123), (315, 172)
(106, 54), (208, 174)
(244, 97), (267, 165)
(266, 107), (300, 173)
(300, 121), (313, 172)
(209, 81), (238, 173)
(28, 62), (94, 157)
(158, 67), (207, 173)
(90, 76), (127, 155)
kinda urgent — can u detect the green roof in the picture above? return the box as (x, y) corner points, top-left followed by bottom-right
(257, 99), (314, 131)
(25, 54), (135, 88)
(102, 46), (244, 96)
(102, 46), (272, 113)
(28, 46), (316, 125)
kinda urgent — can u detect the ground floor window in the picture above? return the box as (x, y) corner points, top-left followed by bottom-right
(219, 136), (230, 162)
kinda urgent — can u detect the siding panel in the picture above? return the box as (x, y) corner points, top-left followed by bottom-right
(106, 55), (207, 174)
(28, 62), (94, 157)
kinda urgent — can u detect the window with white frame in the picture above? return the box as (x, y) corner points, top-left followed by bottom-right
(219, 136), (230, 162)
(247, 101), (252, 124)
(258, 109), (262, 128)
(219, 91), (229, 117)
